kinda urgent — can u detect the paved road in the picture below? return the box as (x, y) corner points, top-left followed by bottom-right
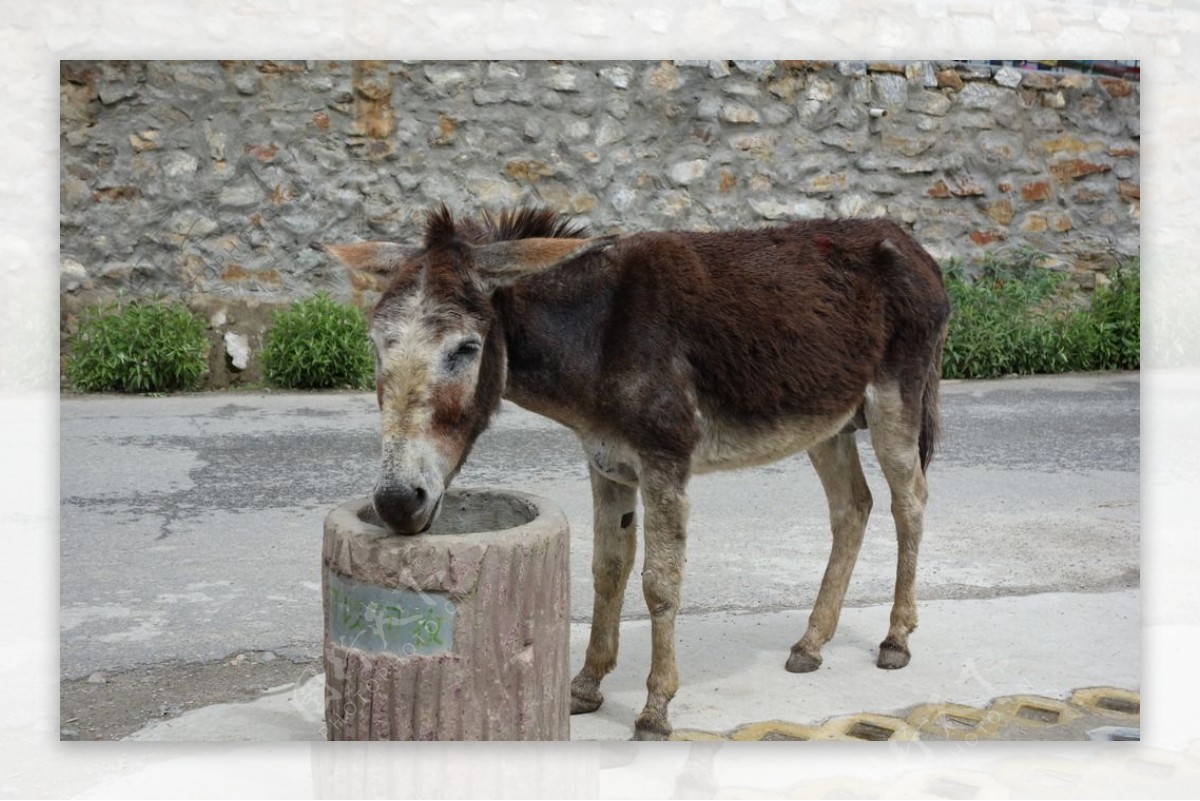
(60, 372), (1139, 686)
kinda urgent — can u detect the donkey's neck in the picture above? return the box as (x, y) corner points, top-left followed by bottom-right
(491, 263), (617, 431)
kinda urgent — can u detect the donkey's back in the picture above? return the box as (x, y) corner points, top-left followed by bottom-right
(594, 217), (949, 472)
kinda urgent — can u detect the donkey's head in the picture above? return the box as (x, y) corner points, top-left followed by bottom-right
(319, 206), (616, 534)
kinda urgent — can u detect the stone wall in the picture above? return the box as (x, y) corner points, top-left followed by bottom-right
(60, 59), (1140, 387)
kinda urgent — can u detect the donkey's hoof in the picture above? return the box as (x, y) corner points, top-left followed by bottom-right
(876, 639), (911, 670)
(632, 712), (672, 741)
(570, 686), (604, 715)
(785, 648), (822, 673)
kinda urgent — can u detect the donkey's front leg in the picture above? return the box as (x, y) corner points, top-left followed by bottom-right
(633, 459), (690, 741)
(571, 466), (639, 714)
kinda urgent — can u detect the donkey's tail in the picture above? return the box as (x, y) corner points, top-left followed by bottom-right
(919, 323), (949, 473)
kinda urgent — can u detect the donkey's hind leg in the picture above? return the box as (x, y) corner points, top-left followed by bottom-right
(571, 465), (639, 714)
(787, 432), (873, 673)
(864, 383), (928, 670)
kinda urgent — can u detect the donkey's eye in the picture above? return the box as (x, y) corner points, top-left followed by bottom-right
(446, 339), (482, 368)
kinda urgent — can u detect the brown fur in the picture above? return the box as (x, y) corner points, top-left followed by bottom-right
(324, 205), (951, 739)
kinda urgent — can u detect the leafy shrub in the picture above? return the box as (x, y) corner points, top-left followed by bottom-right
(66, 301), (210, 393)
(262, 292), (373, 390)
(942, 251), (1140, 379)
(1070, 265), (1140, 370)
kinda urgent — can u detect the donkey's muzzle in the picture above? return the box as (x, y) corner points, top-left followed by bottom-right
(373, 483), (438, 535)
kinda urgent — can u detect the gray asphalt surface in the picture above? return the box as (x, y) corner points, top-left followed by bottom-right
(60, 372), (1139, 681)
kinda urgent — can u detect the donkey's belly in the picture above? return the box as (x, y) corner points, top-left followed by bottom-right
(691, 407), (855, 474)
(580, 407), (856, 485)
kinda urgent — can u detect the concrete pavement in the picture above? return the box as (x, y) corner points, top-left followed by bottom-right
(59, 372), (1140, 740)
(124, 591), (1139, 742)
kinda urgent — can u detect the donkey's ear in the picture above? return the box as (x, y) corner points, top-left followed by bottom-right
(311, 241), (419, 275)
(471, 235), (618, 290)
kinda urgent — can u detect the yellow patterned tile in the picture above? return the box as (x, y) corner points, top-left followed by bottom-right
(728, 720), (818, 741)
(670, 728), (728, 741)
(987, 695), (1084, 729)
(906, 701), (1004, 740)
(814, 713), (919, 742)
(1069, 687), (1140, 718)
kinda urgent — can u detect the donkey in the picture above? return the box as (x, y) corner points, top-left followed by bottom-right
(319, 206), (950, 740)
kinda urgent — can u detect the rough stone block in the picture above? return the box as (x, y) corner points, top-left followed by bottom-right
(819, 127), (867, 153)
(472, 87), (506, 106)
(835, 105), (866, 130)
(882, 131), (938, 157)
(1030, 109), (1062, 132)
(596, 116), (625, 146)
(1050, 158), (1112, 181)
(544, 65), (584, 93)
(1019, 213), (1048, 233)
(873, 74), (908, 109)
(970, 229), (1007, 246)
(645, 61), (684, 92)
(936, 69), (964, 90)
(1050, 212), (1073, 232)
(1020, 180), (1052, 202)
(959, 82), (1012, 110)
(1098, 78), (1133, 98)
(1058, 74), (1093, 92)
(707, 60), (731, 79)
(599, 66), (633, 89)
(423, 64), (476, 93)
(1021, 71), (1057, 91)
(722, 80), (761, 99)
(908, 91), (951, 117)
(762, 103), (793, 126)
(1042, 90), (1066, 109)
(486, 62), (523, 83)
(977, 131), (1023, 163)
(130, 130), (160, 152)
(729, 132), (776, 156)
(806, 78), (837, 102)
(804, 172), (849, 194)
(797, 100), (836, 131)
(504, 160), (555, 182)
(863, 174), (900, 194)
(733, 60), (777, 80)
(986, 198), (1014, 224)
(993, 67), (1023, 88)
(836, 193), (881, 218)
(748, 198), (827, 220)
(956, 63), (993, 81)
(667, 159), (708, 186)
(721, 102), (761, 124)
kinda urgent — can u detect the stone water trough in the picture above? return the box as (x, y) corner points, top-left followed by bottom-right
(322, 488), (570, 740)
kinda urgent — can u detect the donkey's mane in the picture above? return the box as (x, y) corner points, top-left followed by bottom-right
(423, 205), (589, 251)
(423, 204), (460, 250)
(481, 207), (590, 243)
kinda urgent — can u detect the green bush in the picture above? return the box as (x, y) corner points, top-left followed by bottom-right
(66, 301), (210, 393)
(262, 292), (373, 389)
(1071, 265), (1140, 371)
(943, 251), (1140, 379)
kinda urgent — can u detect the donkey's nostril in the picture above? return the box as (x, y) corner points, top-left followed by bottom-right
(373, 483), (434, 534)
